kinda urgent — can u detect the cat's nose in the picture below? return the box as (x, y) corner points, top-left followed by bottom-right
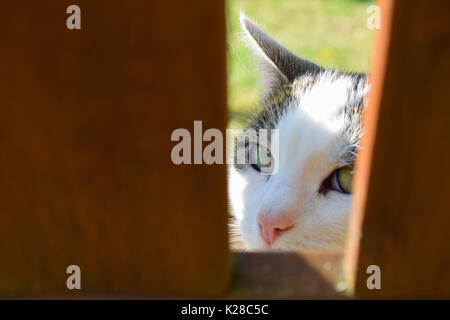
(257, 212), (295, 246)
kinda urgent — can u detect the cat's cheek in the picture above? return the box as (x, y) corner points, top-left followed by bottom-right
(227, 167), (248, 221)
(239, 212), (267, 250)
(299, 194), (350, 248)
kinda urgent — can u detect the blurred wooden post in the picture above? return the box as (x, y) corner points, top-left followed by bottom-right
(346, 0), (450, 298)
(0, 0), (230, 296)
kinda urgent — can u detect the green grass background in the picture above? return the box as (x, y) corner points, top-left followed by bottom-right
(226, 0), (375, 128)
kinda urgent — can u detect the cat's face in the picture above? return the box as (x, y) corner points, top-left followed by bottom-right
(228, 13), (369, 251)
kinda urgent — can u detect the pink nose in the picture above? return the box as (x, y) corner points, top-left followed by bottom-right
(257, 212), (295, 246)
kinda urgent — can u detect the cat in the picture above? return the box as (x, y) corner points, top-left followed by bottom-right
(228, 13), (369, 251)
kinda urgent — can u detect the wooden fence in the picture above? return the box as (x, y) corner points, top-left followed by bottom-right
(0, 0), (449, 298)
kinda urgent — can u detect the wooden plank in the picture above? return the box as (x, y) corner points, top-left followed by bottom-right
(230, 252), (346, 299)
(346, 0), (450, 298)
(0, 0), (230, 296)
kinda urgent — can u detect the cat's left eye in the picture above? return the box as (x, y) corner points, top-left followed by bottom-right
(321, 166), (354, 194)
(330, 166), (354, 194)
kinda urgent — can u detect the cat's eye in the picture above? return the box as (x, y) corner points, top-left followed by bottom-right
(249, 144), (273, 175)
(330, 166), (354, 194)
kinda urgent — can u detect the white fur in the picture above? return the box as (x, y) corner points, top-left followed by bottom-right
(228, 73), (357, 251)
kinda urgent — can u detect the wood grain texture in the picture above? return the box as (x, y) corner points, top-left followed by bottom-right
(0, 0), (230, 296)
(347, 0), (450, 298)
(8, 252), (346, 299)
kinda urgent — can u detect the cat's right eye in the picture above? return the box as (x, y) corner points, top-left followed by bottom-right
(249, 143), (273, 175)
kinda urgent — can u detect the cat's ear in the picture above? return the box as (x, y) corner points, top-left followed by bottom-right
(240, 12), (320, 92)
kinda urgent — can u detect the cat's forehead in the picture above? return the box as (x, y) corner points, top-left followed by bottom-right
(276, 104), (346, 164)
(250, 70), (367, 131)
(292, 71), (367, 132)
(274, 71), (368, 166)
